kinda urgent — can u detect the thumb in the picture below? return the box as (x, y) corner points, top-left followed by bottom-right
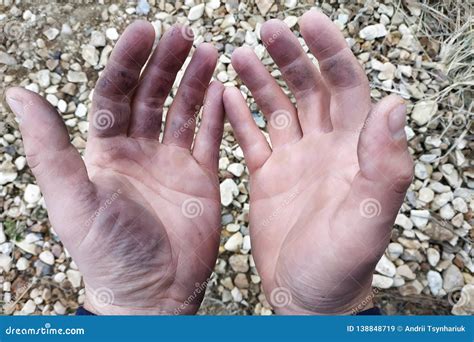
(335, 95), (413, 255)
(5, 87), (93, 236)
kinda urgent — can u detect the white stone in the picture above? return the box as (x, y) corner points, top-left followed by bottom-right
(359, 24), (387, 40)
(54, 301), (67, 315)
(75, 103), (88, 118)
(224, 232), (243, 252)
(226, 223), (240, 233)
(427, 248), (440, 267)
(395, 214), (413, 230)
(54, 272), (66, 283)
(228, 163), (244, 177)
(206, 0), (221, 10)
(231, 287), (242, 302)
(188, 4), (205, 20)
(106, 28), (119, 40)
(433, 192), (453, 208)
(378, 62), (396, 80)
(256, 0), (273, 15)
(375, 254), (396, 277)
(22, 299), (36, 314)
(411, 100), (437, 126)
(0, 168), (17, 185)
(90, 30), (106, 47)
(67, 270), (82, 288)
(396, 264), (415, 280)
(452, 197), (468, 213)
(441, 164), (461, 188)
(24, 184), (41, 204)
(39, 251), (55, 265)
(443, 265), (464, 292)
(136, 0), (150, 15)
(0, 254), (13, 272)
(16, 257), (29, 271)
(387, 242), (403, 260)
(427, 270), (443, 295)
(372, 274), (393, 289)
(43, 27), (59, 40)
(440, 204), (455, 220)
(67, 71), (87, 83)
(418, 187), (434, 203)
(0, 51), (16, 65)
(220, 179), (239, 206)
(410, 210), (430, 229)
(37, 69), (50, 88)
(414, 162), (430, 179)
(57, 99), (67, 113)
(242, 235), (251, 251)
(0, 224), (5, 244)
(217, 71), (228, 82)
(82, 45), (99, 66)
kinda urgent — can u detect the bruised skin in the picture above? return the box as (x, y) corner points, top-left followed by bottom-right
(224, 11), (413, 314)
(6, 22), (225, 314)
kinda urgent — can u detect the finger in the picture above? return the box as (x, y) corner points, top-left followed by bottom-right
(5, 87), (94, 237)
(260, 19), (332, 133)
(299, 10), (371, 131)
(231, 47), (302, 146)
(162, 43), (217, 149)
(223, 87), (272, 172)
(129, 25), (193, 139)
(90, 21), (155, 138)
(193, 81), (225, 171)
(336, 95), (413, 249)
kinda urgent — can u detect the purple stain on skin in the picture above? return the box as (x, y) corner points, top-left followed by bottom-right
(319, 52), (364, 89)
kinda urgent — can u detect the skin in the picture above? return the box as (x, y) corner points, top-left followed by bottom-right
(6, 22), (225, 315)
(6, 10), (413, 316)
(223, 10), (413, 314)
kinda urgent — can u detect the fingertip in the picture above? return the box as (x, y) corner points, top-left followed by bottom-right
(231, 46), (255, 71)
(260, 19), (286, 43)
(127, 20), (155, 38)
(222, 86), (240, 104)
(299, 9), (325, 29)
(5, 86), (28, 100)
(208, 80), (225, 93)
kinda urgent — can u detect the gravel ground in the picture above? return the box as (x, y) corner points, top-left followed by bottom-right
(0, 0), (472, 315)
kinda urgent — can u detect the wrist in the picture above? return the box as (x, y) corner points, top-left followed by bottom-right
(84, 293), (200, 315)
(272, 286), (376, 315)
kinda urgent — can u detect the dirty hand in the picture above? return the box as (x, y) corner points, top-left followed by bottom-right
(224, 10), (413, 314)
(7, 22), (224, 315)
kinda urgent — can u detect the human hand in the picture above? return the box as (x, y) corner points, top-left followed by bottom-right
(223, 10), (413, 314)
(6, 22), (224, 315)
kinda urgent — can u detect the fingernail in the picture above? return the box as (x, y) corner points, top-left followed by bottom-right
(6, 96), (23, 119)
(388, 102), (406, 140)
